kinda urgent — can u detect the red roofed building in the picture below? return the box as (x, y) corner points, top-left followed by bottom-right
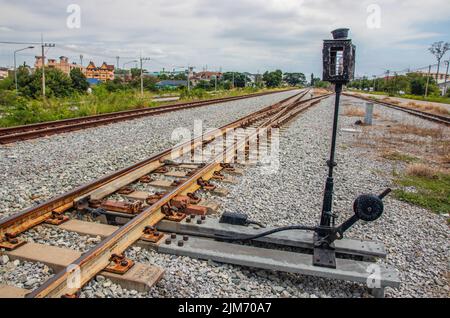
(85, 61), (115, 81)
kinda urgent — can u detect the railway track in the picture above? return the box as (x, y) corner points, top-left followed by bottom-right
(343, 93), (450, 126)
(0, 89), (295, 144)
(0, 90), (400, 298)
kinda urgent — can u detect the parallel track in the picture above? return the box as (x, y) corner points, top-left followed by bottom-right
(344, 93), (450, 126)
(0, 89), (296, 144)
(0, 90), (333, 298)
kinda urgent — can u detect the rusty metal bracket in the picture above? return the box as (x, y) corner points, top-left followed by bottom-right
(61, 291), (80, 298)
(117, 187), (135, 195)
(139, 175), (153, 184)
(100, 200), (143, 215)
(220, 163), (235, 172)
(171, 180), (183, 187)
(161, 204), (186, 222)
(212, 171), (225, 181)
(0, 233), (27, 251)
(154, 167), (169, 174)
(197, 178), (217, 191)
(141, 226), (164, 243)
(44, 212), (70, 226)
(187, 193), (201, 205)
(146, 192), (168, 205)
(104, 254), (134, 274)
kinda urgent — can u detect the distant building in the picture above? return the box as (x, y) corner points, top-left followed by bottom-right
(0, 67), (10, 80)
(191, 71), (222, 86)
(156, 80), (187, 89)
(438, 81), (450, 96)
(413, 71), (450, 84)
(34, 56), (114, 82)
(85, 61), (115, 81)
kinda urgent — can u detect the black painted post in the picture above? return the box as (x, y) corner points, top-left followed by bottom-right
(320, 83), (342, 227)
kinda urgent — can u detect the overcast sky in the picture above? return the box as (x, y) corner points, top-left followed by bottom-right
(1, 0), (449, 77)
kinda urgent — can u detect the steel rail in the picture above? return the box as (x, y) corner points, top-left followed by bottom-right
(343, 93), (450, 126)
(0, 90), (306, 240)
(27, 92), (330, 298)
(0, 89), (297, 144)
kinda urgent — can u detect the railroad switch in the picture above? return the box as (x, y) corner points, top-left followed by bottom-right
(105, 254), (134, 275)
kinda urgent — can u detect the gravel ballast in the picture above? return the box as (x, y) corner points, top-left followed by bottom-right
(1, 93), (448, 298)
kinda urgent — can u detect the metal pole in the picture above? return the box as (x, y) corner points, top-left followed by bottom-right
(444, 60), (449, 96)
(187, 66), (190, 91)
(41, 42), (46, 98)
(320, 83), (343, 227)
(140, 57), (143, 96)
(14, 51), (17, 91)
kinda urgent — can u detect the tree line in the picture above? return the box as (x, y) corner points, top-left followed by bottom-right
(348, 73), (445, 97)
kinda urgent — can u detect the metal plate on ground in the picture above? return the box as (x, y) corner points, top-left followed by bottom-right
(156, 236), (400, 289)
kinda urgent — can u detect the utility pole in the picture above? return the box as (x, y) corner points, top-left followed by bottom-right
(444, 60), (449, 96)
(79, 54), (83, 66)
(214, 70), (218, 92)
(14, 46), (34, 91)
(232, 72), (235, 89)
(116, 56), (120, 70)
(140, 56), (151, 96)
(373, 75), (377, 92)
(187, 66), (194, 91)
(425, 65), (431, 97)
(40, 35), (56, 99)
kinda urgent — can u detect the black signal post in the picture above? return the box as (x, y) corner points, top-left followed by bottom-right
(314, 28), (356, 268)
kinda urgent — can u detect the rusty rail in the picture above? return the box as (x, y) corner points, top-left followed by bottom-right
(0, 89), (297, 144)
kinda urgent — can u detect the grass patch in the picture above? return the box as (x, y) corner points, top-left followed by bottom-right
(381, 150), (419, 163)
(343, 106), (379, 118)
(349, 89), (450, 106)
(393, 164), (450, 214)
(388, 124), (444, 138)
(0, 87), (291, 127)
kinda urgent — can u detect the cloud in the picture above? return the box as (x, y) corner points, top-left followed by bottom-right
(0, 0), (449, 75)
